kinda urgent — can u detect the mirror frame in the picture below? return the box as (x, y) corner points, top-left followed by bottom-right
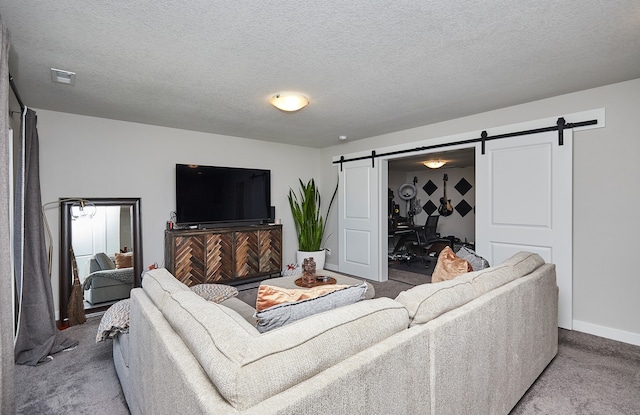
(59, 197), (143, 322)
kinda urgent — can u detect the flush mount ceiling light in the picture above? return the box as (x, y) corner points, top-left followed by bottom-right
(51, 68), (76, 85)
(270, 92), (309, 112)
(423, 160), (446, 169)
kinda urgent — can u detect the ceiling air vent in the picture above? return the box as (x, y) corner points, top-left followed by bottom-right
(51, 68), (76, 85)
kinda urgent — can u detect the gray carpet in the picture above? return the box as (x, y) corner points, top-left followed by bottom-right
(15, 283), (640, 415)
(388, 265), (433, 286)
(14, 314), (129, 415)
(511, 329), (640, 415)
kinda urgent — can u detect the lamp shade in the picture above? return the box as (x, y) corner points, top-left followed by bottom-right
(423, 160), (446, 169)
(270, 92), (309, 112)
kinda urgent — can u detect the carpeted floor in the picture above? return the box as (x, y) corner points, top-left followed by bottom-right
(510, 329), (640, 415)
(14, 282), (640, 415)
(14, 314), (129, 415)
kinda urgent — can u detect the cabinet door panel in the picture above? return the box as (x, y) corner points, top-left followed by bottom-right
(235, 231), (260, 278)
(205, 233), (234, 282)
(173, 235), (205, 286)
(259, 228), (282, 274)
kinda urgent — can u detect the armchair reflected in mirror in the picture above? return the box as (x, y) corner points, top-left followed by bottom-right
(59, 198), (142, 323)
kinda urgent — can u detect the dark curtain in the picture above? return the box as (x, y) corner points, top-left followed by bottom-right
(14, 109), (77, 365)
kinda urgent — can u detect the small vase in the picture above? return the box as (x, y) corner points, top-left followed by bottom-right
(296, 250), (326, 271)
(302, 257), (316, 285)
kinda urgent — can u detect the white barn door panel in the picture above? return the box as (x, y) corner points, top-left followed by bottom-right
(476, 130), (573, 329)
(338, 159), (382, 280)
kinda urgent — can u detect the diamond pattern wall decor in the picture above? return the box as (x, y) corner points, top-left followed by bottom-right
(454, 178), (472, 195)
(423, 200), (437, 215)
(422, 180), (438, 196)
(455, 200), (473, 217)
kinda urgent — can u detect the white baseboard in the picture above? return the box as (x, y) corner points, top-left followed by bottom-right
(572, 320), (640, 346)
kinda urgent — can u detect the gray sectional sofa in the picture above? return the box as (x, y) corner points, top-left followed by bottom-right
(113, 251), (558, 415)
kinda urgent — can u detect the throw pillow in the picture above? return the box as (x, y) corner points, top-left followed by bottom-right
(255, 282), (368, 333)
(190, 284), (238, 303)
(96, 299), (130, 342)
(455, 246), (490, 271)
(94, 252), (115, 270)
(256, 284), (350, 312)
(431, 246), (472, 283)
(114, 252), (133, 269)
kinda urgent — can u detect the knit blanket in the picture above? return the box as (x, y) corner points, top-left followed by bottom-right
(82, 268), (134, 290)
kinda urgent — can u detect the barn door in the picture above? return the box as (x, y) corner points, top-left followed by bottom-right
(476, 130), (573, 329)
(338, 158), (384, 281)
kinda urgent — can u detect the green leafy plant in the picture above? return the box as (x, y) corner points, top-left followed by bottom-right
(288, 178), (338, 252)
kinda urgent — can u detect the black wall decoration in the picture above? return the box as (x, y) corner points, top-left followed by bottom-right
(421, 175), (475, 218)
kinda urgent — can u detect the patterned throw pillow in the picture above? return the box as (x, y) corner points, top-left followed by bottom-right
(255, 282), (368, 333)
(96, 299), (130, 342)
(190, 284), (238, 303)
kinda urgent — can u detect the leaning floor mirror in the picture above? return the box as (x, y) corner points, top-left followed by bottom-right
(59, 197), (142, 323)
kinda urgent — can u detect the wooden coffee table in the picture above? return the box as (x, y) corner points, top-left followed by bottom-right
(262, 269), (375, 299)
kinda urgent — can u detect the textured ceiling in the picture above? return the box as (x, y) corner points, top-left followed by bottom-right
(1, 1), (639, 148)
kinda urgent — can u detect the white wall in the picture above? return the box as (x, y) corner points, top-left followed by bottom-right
(36, 78), (640, 344)
(321, 78), (640, 345)
(36, 110), (323, 319)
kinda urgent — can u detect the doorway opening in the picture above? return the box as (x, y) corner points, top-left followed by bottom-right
(386, 148), (476, 280)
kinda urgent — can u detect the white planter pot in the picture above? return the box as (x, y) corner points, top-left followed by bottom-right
(296, 250), (326, 271)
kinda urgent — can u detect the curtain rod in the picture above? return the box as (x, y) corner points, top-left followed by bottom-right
(334, 117), (598, 170)
(9, 73), (25, 112)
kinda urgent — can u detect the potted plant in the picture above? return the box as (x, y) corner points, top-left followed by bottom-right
(288, 178), (337, 270)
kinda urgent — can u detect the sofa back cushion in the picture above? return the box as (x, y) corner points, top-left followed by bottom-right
(395, 278), (477, 327)
(141, 268), (191, 311)
(162, 290), (409, 410)
(457, 251), (545, 295)
(396, 251), (546, 327)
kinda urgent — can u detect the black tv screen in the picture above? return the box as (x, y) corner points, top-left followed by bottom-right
(176, 164), (271, 226)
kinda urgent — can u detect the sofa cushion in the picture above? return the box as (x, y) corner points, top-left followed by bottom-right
(141, 268), (191, 311)
(255, 282), (367, 333)
(501, 251), (545, 277)
(94, 252), (115, 271)
(456, 251), (545, 295)
(431, 246), (473, 283)
(162, 290), (409, 410)
(255, 283), (351, 311)
(190, 283), (238, 303)
(219, 297), (258, 326)
(395, 278), (477, 327)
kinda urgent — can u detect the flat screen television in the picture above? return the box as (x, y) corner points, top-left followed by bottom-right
(175, 164), (271, 227)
